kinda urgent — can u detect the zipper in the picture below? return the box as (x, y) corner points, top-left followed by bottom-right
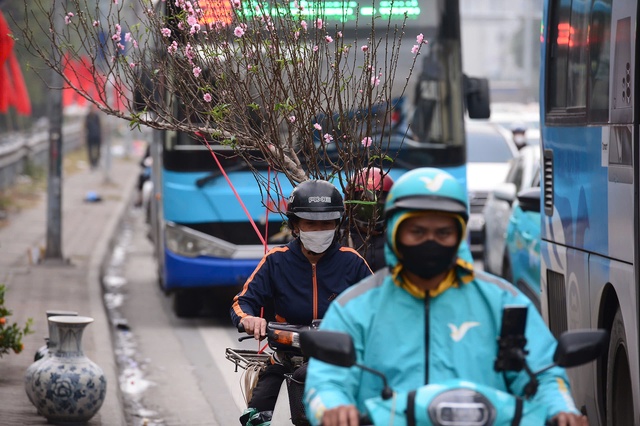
(312, 263), (318, 319)
(425, 294), (430, 384)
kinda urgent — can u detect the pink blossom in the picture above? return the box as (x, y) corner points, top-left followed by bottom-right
(300, 20), (307, 31)
(325, 35), (333, 43)
(313, 123), (322, 131)
(112, 34), (120, 41)
(313, 45), (318, 52)
(203, 93), (212, 102)
(133, 40), (138, 48)
(113, 0), (118, 3)
(65, 16), (71, 25)
(337, 31), (342, 38)
(361, 45), (368, 52)
(288, 116), (296, 123)
(193, 66), (202, 77)
(93, 20), (100, 27)
(323, 133), (333, 143)
(294, 31), (300, 40)
(234, 26), (245, 37)
(316, 18), (323, 29)
(232, 0), (241, 8)
(187, 16), (197, 26)
(371, 76), (380, 87)
(416, 33), (425, 44)
(167, 41), (178, 54)
(361, 137), (372, 147)
(129, 62), (136, 68)
(411, 44), (419, 54)
(125, 32), (132, 42)
(161, 27), (172, 37)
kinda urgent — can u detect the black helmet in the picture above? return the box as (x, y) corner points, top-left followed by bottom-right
(286, 180), (345, 221)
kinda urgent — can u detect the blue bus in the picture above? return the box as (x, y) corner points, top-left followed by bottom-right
(146, 0), (489, 317)
(540, 0), (637, 424)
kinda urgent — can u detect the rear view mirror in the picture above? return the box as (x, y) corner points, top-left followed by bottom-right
(464, 75), (491, 119)
(553, 329), (608, 368)
(493, 182), (517, 204)
(300, 330), (356, 368)
(517, 187), (541, 213)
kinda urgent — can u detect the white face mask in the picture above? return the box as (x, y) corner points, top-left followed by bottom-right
(299, 229), (336, 254)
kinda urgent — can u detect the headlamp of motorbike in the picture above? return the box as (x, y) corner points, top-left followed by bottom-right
(428, 389), (495, 426)
(165, 222), (235, 258)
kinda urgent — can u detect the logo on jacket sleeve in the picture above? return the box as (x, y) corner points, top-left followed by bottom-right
(448, 321), (480, 342)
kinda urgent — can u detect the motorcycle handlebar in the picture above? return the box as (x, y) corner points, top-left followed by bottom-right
(237, 322), (255, 342)
(359, 414), (373, 425)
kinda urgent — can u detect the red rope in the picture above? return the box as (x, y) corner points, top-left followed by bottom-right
(196, 133), (266, 247)
(264, 167), (271, 254)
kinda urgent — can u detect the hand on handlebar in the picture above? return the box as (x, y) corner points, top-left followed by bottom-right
(547, 412), (588, 426)
(239, 316), (267, 341)
(321, 404), (362, 426)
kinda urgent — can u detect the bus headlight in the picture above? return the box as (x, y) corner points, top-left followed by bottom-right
(165, 222), (236, 258)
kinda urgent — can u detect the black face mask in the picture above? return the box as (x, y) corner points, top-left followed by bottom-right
(396, 239), (458, 280)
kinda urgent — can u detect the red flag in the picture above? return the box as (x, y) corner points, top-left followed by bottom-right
(7, 51), (32, 115)
(0, 11), (31, 116)
(0, 11), (14, 114)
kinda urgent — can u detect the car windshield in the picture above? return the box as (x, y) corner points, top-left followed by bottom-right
(466, 127), (515, 163)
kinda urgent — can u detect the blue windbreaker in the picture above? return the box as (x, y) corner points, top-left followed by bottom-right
(304, 261), (579, 424)
(230, 238), (372, 326)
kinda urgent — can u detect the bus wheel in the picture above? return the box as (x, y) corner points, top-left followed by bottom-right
(606, 309), (634, 425)
(173, 290), (203, 318)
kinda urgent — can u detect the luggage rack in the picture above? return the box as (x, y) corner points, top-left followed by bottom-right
(225, 348), (271, 372)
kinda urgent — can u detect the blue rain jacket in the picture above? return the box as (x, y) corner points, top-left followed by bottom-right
(230, 238), (372, 326)
(304, 262), (579, 425)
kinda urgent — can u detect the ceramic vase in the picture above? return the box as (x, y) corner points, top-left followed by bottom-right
(28, 315), (107, 424)
(25, 310), (78, 409)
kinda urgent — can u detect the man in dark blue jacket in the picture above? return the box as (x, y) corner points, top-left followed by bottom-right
(230, 179), (372, 426)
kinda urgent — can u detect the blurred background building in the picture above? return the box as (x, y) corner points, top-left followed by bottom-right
(461, 0), (543, 103)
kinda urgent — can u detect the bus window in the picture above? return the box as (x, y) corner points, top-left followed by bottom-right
(547, 1), (571, 109)
(567, 0), (590, 108)
(588, 0), (612, 122)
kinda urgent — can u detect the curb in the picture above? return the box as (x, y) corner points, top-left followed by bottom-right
(87, 159), (139, 426)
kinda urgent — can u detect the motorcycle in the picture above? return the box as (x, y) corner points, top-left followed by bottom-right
(226, 321), (321, 426)
(299, 306), (608, 426)
(140, 155), (153, 223)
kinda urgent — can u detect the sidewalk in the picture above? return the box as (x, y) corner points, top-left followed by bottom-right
(0, 134), (142, 425)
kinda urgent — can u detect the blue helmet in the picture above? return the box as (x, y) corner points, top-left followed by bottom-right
(384, 168), (469, 269)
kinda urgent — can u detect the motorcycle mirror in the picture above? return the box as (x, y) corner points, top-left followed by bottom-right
(300, 330), (356, 368)
(553, 329), (609, 368)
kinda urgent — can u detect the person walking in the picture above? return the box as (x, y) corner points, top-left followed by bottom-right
(85, 105), (102, 169)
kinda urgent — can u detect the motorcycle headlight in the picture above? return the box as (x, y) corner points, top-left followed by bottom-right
(428, 389), (495, 426)
(165, 222), (235, 258)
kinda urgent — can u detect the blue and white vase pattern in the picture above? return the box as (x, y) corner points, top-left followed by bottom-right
(28, 316), (107, 424)
(25, 310), (78, 409)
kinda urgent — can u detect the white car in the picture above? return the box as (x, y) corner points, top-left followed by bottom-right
(488, 102), (541, 148)
(481, 145), (540, 276)
(465, 120), (519, 253)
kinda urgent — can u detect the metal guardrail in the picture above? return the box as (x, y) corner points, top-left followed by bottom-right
(0, 115), (84, 191)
